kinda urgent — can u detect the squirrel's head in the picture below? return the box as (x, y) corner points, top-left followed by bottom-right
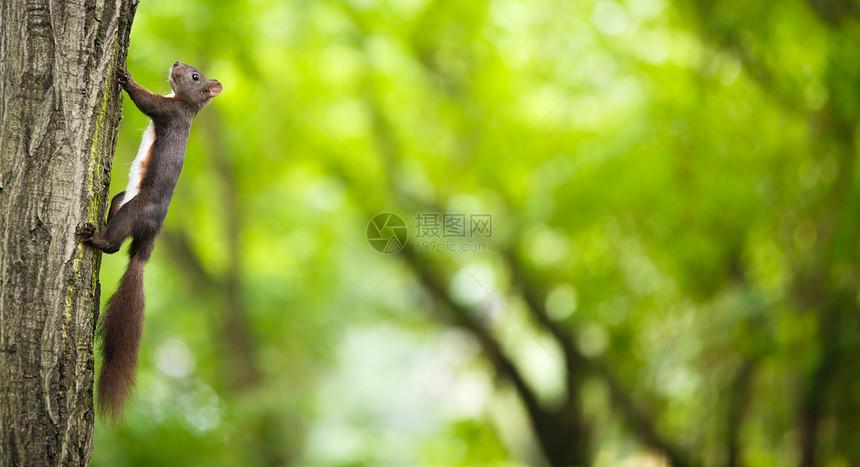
(169, 61), (222, 106)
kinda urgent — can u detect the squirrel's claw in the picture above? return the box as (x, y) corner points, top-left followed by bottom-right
(115, 67), (130, 84)
(76, 222), (96, 240)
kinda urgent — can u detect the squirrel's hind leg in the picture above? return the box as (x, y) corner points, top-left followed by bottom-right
(107, 191), (127, 223)
(78, 197), (144, 254)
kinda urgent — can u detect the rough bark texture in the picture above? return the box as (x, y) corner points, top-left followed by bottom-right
(0, 1), (137, 465)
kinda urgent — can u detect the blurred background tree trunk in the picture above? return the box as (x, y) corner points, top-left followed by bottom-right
(0, 1), (137, 464)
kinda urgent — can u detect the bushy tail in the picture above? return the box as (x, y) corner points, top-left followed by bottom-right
(97, 236), (155, 422)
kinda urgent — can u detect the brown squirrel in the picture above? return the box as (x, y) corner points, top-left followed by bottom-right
(77, 62), (222, 421)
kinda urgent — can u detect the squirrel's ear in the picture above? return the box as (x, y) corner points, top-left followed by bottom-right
(206, 80), (222, 98)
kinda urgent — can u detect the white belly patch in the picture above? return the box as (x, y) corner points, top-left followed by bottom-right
(119, 121), (156, 207)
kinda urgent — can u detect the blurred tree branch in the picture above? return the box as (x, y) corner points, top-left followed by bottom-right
(399, 245), (591, 466)
(161, 109), (261, 393)
(205, 109), (263, 393)
(346, 80), (698, 464)
(726, 359), (756, 467)
(681, 1), (860, 465)
(506, 250), (696, 467)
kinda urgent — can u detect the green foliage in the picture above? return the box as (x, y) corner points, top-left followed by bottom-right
(93, 0), (860, 465)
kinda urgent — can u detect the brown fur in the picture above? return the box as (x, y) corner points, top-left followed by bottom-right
(97, 247), (147, 422)
(136, 146), (152, 190)
(107, 190), (126, 222)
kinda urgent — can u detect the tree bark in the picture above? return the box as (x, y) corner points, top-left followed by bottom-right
(0, 1), (137, 465)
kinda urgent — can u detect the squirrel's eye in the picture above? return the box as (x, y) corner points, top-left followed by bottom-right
(192, 74), (199, 81)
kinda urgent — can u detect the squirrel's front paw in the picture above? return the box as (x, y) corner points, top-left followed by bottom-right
(115, 67), (131, 85)
(75, 222), (97, 240)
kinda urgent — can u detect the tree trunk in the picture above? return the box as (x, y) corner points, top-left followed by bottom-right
(0, 1), (137, 465)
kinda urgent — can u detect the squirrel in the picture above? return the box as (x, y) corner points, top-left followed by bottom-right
(77, 61), (222, 422)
